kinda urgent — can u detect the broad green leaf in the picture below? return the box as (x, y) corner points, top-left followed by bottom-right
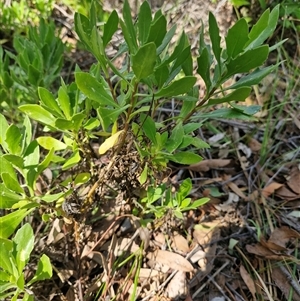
(5, 125), (22, 156)
(37, 137), (67, 151)
(0, 183), (22, 209)
(38, 87), (63, 117)
(139, 163), (148, 185)
(74, 13), (92, 50)
(19, 105), (56, 128)
(71, 113), (86, 132)
(0, 239), (13, 275)
(225, 45), (269, 78)
(0, 114), (9, 151)
(142, 116), (157, 144)
(0, 157), (18, 181)
(168, 152), (202, 164)
(27, 254), (52, 285)
(62, 149), (81, 170)
(74, 173), (90, 185)
(23, 116), (32, 150)
(13, 223), (34, 273)
(99, 130), (124, 155)
(197, 108), (257, 120)
(190, 137), (210, 149)
(226, 18), (249, 58)
(120, 0), (138, 54)
(184, 197), (210, 210)
(2, 155), (24, 169)
(83, 118), (100, 130)
(41, 191), (64, 203)
(138, 1), (152, 44)
(132, 42), (156, 80)
(38, 148), (54, 174)
(147, 14), (167, 48)
(245, 5), (279, 50)
(171, 45), (191, 74)
(209, 12), (222, 72)
(156, 76), (196, 98)
(103, 10), (119, 47)
(178, 178), (192, 199)
(197, 48), (212, 91)
(227, 64), (278, 90)
(54, 119), (74, 130)
(154, 66), (169, 89)
(23, 140), (40, 167)
(208, 87), (251, 105)
(165, 123), (184, 153)
(1, 173), (24, 195)
(0, 209), (33, 239)
(183, 123), (203, 134)
(57, 86), (71, 119)
(230, 103), (261, 115)
(97, 105), (129, 131)
(157, 24), (176, 55)
(75, 72), (117, 108)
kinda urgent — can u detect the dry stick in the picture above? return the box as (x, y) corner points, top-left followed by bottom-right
(192, 260), (230, 299)
(206, 275), (232, 301)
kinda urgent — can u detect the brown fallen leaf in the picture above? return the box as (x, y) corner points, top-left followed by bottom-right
(262, 182), (283, 198)
(147, 250), (194, 272)
(171, 232), (190, 254)
(287, 167), (300, 195)
(240, 265), (257, 301)
(268, 226), (300, 248)
(165, 271), (187, 299)
(276, 185), (300, 201)
(248, 137), (262, 152)
(271, 267), (300, 301)
(188, 159), (231, 172)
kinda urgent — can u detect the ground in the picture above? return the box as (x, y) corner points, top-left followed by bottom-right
(3, 0), (300, 300)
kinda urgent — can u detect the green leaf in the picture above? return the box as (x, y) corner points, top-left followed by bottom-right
(226, 18), (249, 58)
(41, 191), (64, 203)
(184, 197), (210, 210)
(142, 116), (157, 144)
(197, 48), (212, 91)
(62, 149), (81, 170)
(227, 64), (278, 90)
(97, 105), (129, 131)
(0, 239), (14, 275)
(156, 76), (196, 98)
(75, 72), (117, 107)
(19, 105), (56, 128)
(83, 118), (100, 130)
(230, 103), (261, 115)
(103, 10), (119, 47)
(37, 137), (67, 151)
(74, 13), (92, 50)
(27, 254), (52, 285)
(5, 125), (22, 156)
(209, 12), (222, 71)
(197, 108), (258, 120)
(225, 45), (269, 78)
(168, 152), (202, 164)
(208, 87), (251, 105)
(139, 163), (148, 185)
(154, 66), (169, 89)
(165, 122), (184, 153)
(2, 155), (24, 169)
(99, 130), (124, 155)
(57, 86), (71, 119)
(245, 5), (279, 50)
(74, 173), (90, 185)
(1, 173), (24, 195)
(0, 114), (9, 151)
(0, 209), (33, 239)
(121, 0), (138, 54)
(178, 178), (192, 199)
(147, 14), (167, 48)
(157, 24), (176, 55)
(13, 223), (34, 273)
(0, 157), (18, 181)
(132, 42), (156, 80)
(38, 87), (63, 117)
(0, 183), (22, 209)
(138, 1), (152, 44)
